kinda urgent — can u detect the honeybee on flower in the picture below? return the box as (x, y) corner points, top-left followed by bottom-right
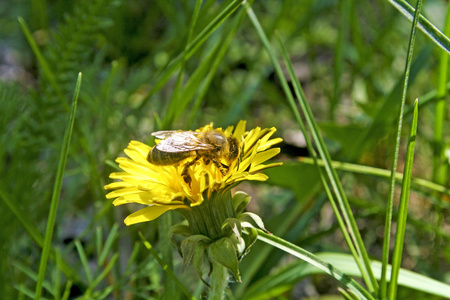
(105, 120), (283, 226)
(147, 129), (240, 184)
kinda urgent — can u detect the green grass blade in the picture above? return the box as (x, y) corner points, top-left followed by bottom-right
(60, 281), (72, 300)
(279, 44), (378, 296)
(17, 17), (68, 110)
(235, 184), (327, 297)
(275, 27), (379, 296)
(332, 0), (351, 119)
(245, 2), (376, 294)
(164, 0), (203, 127)
(168, 9), (244, 127)
(431, 1), (450, 274)
(297, 158), (450, 200)
(244, 0), (357, 277)
(138, 232), (196, 300)
(0, 185), (43, 247)
(389, 0), (450, 54)
(256, 230), (375, 300)
(75, 240), (93, 284)
(388, 99), (419, 299)
(0, 184), (81, 284)
(244, 252), (450, 299)
(98, 223), (118, 266)
(326, 253), (450, 298)
(139, 0), (244, 110)
(84, 253), (119, 297)
(433, 3), (450, 183)
(14, 261), (54, 297)
(34, 73), (81, 300)
(380, 0), (422, 297)
(53, 249), (61, 300)
(95, 226), (102, 263)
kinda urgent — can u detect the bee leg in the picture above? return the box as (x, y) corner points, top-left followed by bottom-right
(211, 159), (229, 176)
(181, 156), (200, 184)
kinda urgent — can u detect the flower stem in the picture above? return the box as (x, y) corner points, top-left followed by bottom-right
(208, 262), (228, 300)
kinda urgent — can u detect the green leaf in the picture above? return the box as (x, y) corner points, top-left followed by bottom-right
(223, 218), (243, 243)
(388, 99), (419, 299)
(207, 237), (241, 282)
(35, 73), (81, 300)
(232, 191), (251, 215)
(243, 252), (450, 299)
(181, 235), (212, 271)
(238, 212), (266, 232)
(98, 223), (118, 266)
(170, 223), (193, 255)
(381, 0), (423, 297)
(138, 232), (195, 300)
(240, 227), (258, 260)
(141, 0), (245, 109)
(264, 163), (320, 199)
(389, 0), (450, 54)
(192, 242), (207, 280)
(256, 230), (374, 300)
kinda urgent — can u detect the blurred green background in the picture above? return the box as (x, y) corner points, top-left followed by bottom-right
(1, 0), (449, 299)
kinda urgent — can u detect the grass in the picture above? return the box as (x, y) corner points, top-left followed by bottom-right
(1, 0), (449, 299)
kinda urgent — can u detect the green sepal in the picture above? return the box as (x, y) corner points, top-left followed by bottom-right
(180, 235), (212, 272)
(232, 191), (251, 215)
(222, 218), (243, 243)
(169, 222), (193, 256)
(238, 212), (267, 232)
(193, 241), (208, 280)
(240, 226), (258, 260)
(169, 222), (192, 237)
(207, 237), (241, 282)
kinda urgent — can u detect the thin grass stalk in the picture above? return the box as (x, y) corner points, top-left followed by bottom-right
(0, 186), (81, 283)
(74, 240), (93, 284)
(297, 157), (450, 198)
(432, 4), (450, 182)
(34, 73), (81, 300)
(380, 0), (422, 298)
(138, 232), (196, 300)
(187, 7), (248, 126)
(388, 99), (419, 299)
(432, 2), (450, 269)
(138, 0), (244, 110)
(256, 229), (375, 300)
(277, 37), (378, 294)
(164, 0), (203, 128)
(244, 3), (376, 294)
(17, 17), (68, 110)
(84, 253), (118, 297)
(20, 16), (106, 235)
(53, 249), (61, 300)
(332, 0), (351, 120)
(235, 188), (325, 297)
(389, 0), (450, 54)
(61, 281), (72, 300)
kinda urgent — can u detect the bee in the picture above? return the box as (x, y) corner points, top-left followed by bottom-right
(147, 129), (240, 184)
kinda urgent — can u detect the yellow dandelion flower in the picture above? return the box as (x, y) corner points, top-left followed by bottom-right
(104, 120), (282, 226)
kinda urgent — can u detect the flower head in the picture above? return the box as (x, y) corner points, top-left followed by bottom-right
(105, 121), (282, 226)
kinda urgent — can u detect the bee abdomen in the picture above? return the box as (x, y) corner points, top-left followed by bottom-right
(147, 147), (192, 165)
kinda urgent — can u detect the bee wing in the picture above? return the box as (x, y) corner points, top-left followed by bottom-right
(151, 130), (180, 139)
(154, 131), (214, 153)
